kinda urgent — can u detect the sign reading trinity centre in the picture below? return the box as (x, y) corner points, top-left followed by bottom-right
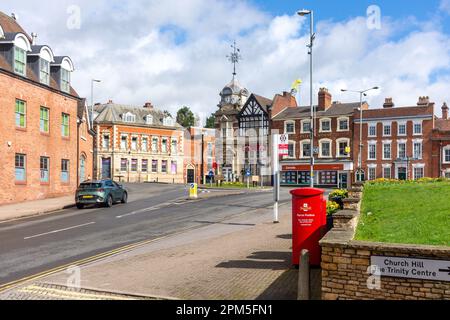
(371, 256), (450, 282)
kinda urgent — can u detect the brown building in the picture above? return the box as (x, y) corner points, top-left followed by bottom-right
(0, 12), (91, 204)
(93, 101), (185, 183)
(431, 103), (450, 178)
(183, 127), (216, 184)
(272, 88), (359, 188)
(353, 97), (435, 181)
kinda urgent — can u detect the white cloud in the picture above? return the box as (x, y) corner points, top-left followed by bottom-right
(2, 0), (450, 122)
(440, 0), (450, 15)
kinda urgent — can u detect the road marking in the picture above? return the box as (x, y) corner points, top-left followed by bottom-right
(18, 285), (137, 300)
(1, 198), (290, 294)
(116, 206), (163, 219)
(24, 222), (96, 240)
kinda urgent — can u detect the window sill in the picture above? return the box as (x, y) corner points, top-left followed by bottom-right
(40, 182), (50, 186)
(15, 181), (27, 186)
(62, 137), (70, 141)
(40, 132), (50, 137)
(16, 127), (27, 132)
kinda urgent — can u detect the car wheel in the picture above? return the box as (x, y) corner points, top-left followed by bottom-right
(76, 204), (84, 209)
(105, 195), (113, 208)
(121, 192), (128, 204)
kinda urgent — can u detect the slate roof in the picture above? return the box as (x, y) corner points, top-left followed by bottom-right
(0, 11), (79, 98)
(94, 103), (183, 129)
(273, 102), (359, 120)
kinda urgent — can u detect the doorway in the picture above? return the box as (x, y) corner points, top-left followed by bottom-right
(80, 156), (86, 183)
(223, 167), (232, 182)
(187, 169), (195, 184)
(398, 167), (407, 180)
(339, 173), (348, 189)
(101, 158), (111, 179)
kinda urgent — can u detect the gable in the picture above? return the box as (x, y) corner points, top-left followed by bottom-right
(238, 95), (268, 118)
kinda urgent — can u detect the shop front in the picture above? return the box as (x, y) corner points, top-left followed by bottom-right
(281, 163), (351, 189)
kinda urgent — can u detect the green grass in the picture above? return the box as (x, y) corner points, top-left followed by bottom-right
(355, 182), (450, 246)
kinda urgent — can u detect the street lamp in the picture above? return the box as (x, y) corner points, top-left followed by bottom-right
(297, 9), (315, 188)
(341, 87), (379, 182)
(91, 79), (101, 128)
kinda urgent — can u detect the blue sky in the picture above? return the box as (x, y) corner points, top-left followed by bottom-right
(2, 0), (450, 119)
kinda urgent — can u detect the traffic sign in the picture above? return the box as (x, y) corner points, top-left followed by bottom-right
(245, 169), (251, 177)
(208, 170), (214, 177)
(278, 134), (289, 156)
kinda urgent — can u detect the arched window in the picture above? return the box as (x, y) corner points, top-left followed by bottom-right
(145, 115), (153, 125)
(0, 25), (4, 39)
(123, 112), (136, 123)
(13, 33), (31, 77)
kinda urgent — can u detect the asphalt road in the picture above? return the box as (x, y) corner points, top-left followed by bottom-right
(0, 183), (292, 286)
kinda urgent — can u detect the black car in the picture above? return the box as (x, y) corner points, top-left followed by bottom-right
(75, 180), (128, 209)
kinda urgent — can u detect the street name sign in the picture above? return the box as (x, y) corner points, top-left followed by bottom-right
(278, 134), (289, 156)
(371, 256), (450, 282)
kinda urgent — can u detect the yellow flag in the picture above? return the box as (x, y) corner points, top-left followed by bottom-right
(291, 79), (303, 91)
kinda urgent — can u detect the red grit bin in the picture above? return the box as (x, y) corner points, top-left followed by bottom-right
(290, 188), (327, 266)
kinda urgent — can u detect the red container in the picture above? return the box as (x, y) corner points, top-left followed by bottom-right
(290, 188), (326, 266)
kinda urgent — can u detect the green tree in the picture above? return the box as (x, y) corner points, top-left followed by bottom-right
(176, 106), (195, 128)
(205, 113), (216, 129)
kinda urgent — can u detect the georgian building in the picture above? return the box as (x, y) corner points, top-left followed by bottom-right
(0, 12), (91, 205)
(272, 88), (358, 189)
(431, 103), (450, 178)
(354, 97), (435, 181)
(93, 101), (184, 183)
(183, 127), (216, 184)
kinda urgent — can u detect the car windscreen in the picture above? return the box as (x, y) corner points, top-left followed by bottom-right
(79, 183), (102, 189)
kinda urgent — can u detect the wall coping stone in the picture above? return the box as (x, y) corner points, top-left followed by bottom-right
(334, 210), (359, 219)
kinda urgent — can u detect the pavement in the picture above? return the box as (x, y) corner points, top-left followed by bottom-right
(0, 205), (322, 300)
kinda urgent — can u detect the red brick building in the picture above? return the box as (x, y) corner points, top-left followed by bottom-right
(431, 103), (450, 178)
(0, 12), (91, 204)
(272, 88), (360, 188)
(354, 97), (435, 181)
(183, 127), (216, 184)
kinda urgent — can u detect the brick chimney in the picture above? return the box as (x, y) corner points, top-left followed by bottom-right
(144, 102), (154, 109)
(442, 102), (449, 120)
(417, 96), (430, 106)
(383, 98), (394, 108)
(270, 91), (298, 118)
(107, 99), (113, 104)
(318, 88), (332, 111)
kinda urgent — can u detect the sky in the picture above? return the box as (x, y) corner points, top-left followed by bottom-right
(2, 0), (450, 124)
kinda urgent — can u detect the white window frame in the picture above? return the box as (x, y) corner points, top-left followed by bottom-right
(382, 164), (392, 179)
(413, 121), (423, 136)
(319, 139), (332, 158)
(142, 136), (149, 152)
(397, 140), (407, 159)
(131, 136), (138, 151)
(284, 121), (296, 134)
(383, 122), (392, 137)
(368, 141), (377, 161)
(337, 117), (350, 132)
(383, 141), (392, 160)
(413, 139), (423, 160)
(300, 140), (311, 159)
(146, 115), (153, 125)
(120, 135), (128, 150)
(287, 141), (297, 159)
(301, 119), (311, 134)
(368, 164), (377, 181)
(336, 138), (350, 158)
(397, 121), (407, 136)
(443, 146), (450, 164)
(368, 122), (377, 137)
(412, 164), (425, 180)
(320, 118), (332, 133)
(151, 137), (159, 153)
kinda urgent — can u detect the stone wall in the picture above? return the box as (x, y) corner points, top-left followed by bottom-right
(320, 184), (450, 300)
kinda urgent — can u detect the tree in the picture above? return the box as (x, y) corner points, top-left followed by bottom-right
(176, 106), (195, 128)
(205, 113), (216, 129)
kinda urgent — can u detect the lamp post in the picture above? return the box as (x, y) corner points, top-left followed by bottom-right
(341, 87), (379, 182)
(91, 79), (101, 128)
(297, 9), (315, 188)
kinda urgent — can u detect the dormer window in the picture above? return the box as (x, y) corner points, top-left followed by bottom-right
(163, 117), (174, 126)
(0, 25), (4, 39)
(61, 68), (70, 93)
(14, 46), (26, 76)
(145, 115), (153, 125)
(123, 112), (136, 123)
(40, 59), (50, 85)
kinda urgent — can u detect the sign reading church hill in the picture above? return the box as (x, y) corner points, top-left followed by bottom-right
(371, 256), (450, 282)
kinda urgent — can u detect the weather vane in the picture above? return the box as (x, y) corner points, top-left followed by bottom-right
(227, 40), (242, 80)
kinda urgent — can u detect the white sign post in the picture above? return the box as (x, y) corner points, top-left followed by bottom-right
(371, 256), (450, 282)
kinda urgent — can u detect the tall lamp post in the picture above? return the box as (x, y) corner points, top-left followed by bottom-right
(341, 87), (379, 182)
(91, 79), (101, 128)
(297, 9), (315, 188)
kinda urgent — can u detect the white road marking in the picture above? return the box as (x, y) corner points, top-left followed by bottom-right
(24, 222), (96, 240)
(116, 206), (164, 219)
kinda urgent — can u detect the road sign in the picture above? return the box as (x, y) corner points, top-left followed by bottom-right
(208, 170), (214, 177)
(371, 256), (450, 282)
(189, 183), (198, 199)
(278, 134), (289, 156)
(245, 169), (251, 177)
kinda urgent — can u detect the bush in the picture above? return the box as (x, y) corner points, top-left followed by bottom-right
(327, 201), (340, 216)
(328, 189), (349, 200)
(365, 178), (450, 186)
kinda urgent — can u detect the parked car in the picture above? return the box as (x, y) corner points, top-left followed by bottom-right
(75, 180), (128, 209)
